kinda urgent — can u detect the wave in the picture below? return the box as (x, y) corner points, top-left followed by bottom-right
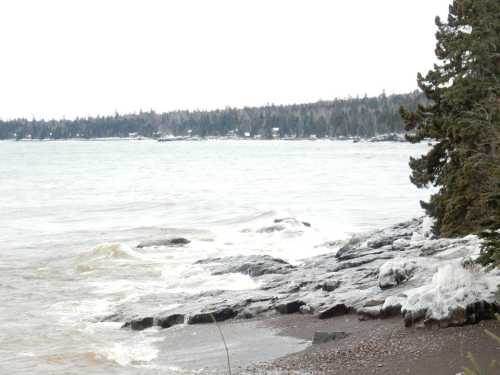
(98, 339), (160, 366)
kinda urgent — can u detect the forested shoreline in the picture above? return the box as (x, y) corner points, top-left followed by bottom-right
(0, 92), (425, 140)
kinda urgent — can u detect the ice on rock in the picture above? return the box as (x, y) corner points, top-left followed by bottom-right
(401, 262), (497, 322)
(378, 259), (418, 289)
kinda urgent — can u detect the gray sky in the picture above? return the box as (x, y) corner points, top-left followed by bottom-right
(0, 0), (451, 120)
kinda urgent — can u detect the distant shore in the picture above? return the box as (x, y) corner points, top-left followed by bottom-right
(1, 133), (408, 143)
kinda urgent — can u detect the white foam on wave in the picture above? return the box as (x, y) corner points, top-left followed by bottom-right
(99, 338), (160, 366)
(162, 263), (261, 294)
(49, 298), (113, 324)
(85, 243), (144, 260)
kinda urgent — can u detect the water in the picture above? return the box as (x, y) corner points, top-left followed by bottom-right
(0, 139), (430, 374)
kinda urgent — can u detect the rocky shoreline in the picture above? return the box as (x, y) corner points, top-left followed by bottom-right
(106, 217), (500, 333)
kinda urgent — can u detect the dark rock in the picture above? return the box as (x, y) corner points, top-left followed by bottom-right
(465, 301), (496, 324)
(315, 280), (341, 292)
(157, 314), (185, 329)
(312, 331), (348, 344)
(403, 309), (427, 327)
(187, 307), (237, 324)
(380, 303), (402, 318)
(126, 317), (154, 331)
(275, 300), (305, 314)
(137, 237), (190, 248)
(274, 217), (311, 227)
(318, 303), (350, 319)
(257, 225), (286, 233)
(169, 238), (191, 245)
(196, 255), (295, 277)
(363, 299), (385, 307)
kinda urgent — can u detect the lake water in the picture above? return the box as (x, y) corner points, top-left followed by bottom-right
(0, 140), (430, 374)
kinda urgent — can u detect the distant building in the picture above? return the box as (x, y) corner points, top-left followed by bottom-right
(272, 127), (280, 139)
(244, 132), (251, 138)
(128, 132), (138, 138)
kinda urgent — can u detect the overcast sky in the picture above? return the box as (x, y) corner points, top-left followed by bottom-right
(0, 0), (452, 120)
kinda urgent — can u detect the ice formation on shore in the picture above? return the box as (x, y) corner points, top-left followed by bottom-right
(101, 217), (499, 330)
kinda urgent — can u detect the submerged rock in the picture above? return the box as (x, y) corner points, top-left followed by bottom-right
(274, 217), (311, 227)
(312, 331), (348, 344)
(124, 317), (154, 331)
(137, 237), (190, 248)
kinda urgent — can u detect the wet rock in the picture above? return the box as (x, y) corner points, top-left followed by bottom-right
(357, 306), (382, 320)
(274, 217), (311, 227)
(318, 303), (350, 319)
(403, 309), (427, 327)
(465, 301), (496, 324)
(275, 300), (305, 314)
(257, 224), (286, 233)
(157, 314), (185, 329)
(187, 307), (237, 324)
(236, 302), (272, 319)
(363, 299), (385, 307)
(196, 255), (295, 277)
(125, 317), (154, 331)
(315, 280), (341, 292)
(445, 307), (467, 327)
(137, 237), (190, 248)
(380, 303), (402, 318)
(312, 331), (348, 344)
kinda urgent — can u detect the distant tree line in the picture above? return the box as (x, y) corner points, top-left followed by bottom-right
(0, 91), (426, 140)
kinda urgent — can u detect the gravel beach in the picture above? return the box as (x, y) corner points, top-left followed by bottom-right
(238, 314), (500, 374)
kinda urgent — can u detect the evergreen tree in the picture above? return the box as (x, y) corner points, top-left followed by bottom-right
(400, 0), (500, 263)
